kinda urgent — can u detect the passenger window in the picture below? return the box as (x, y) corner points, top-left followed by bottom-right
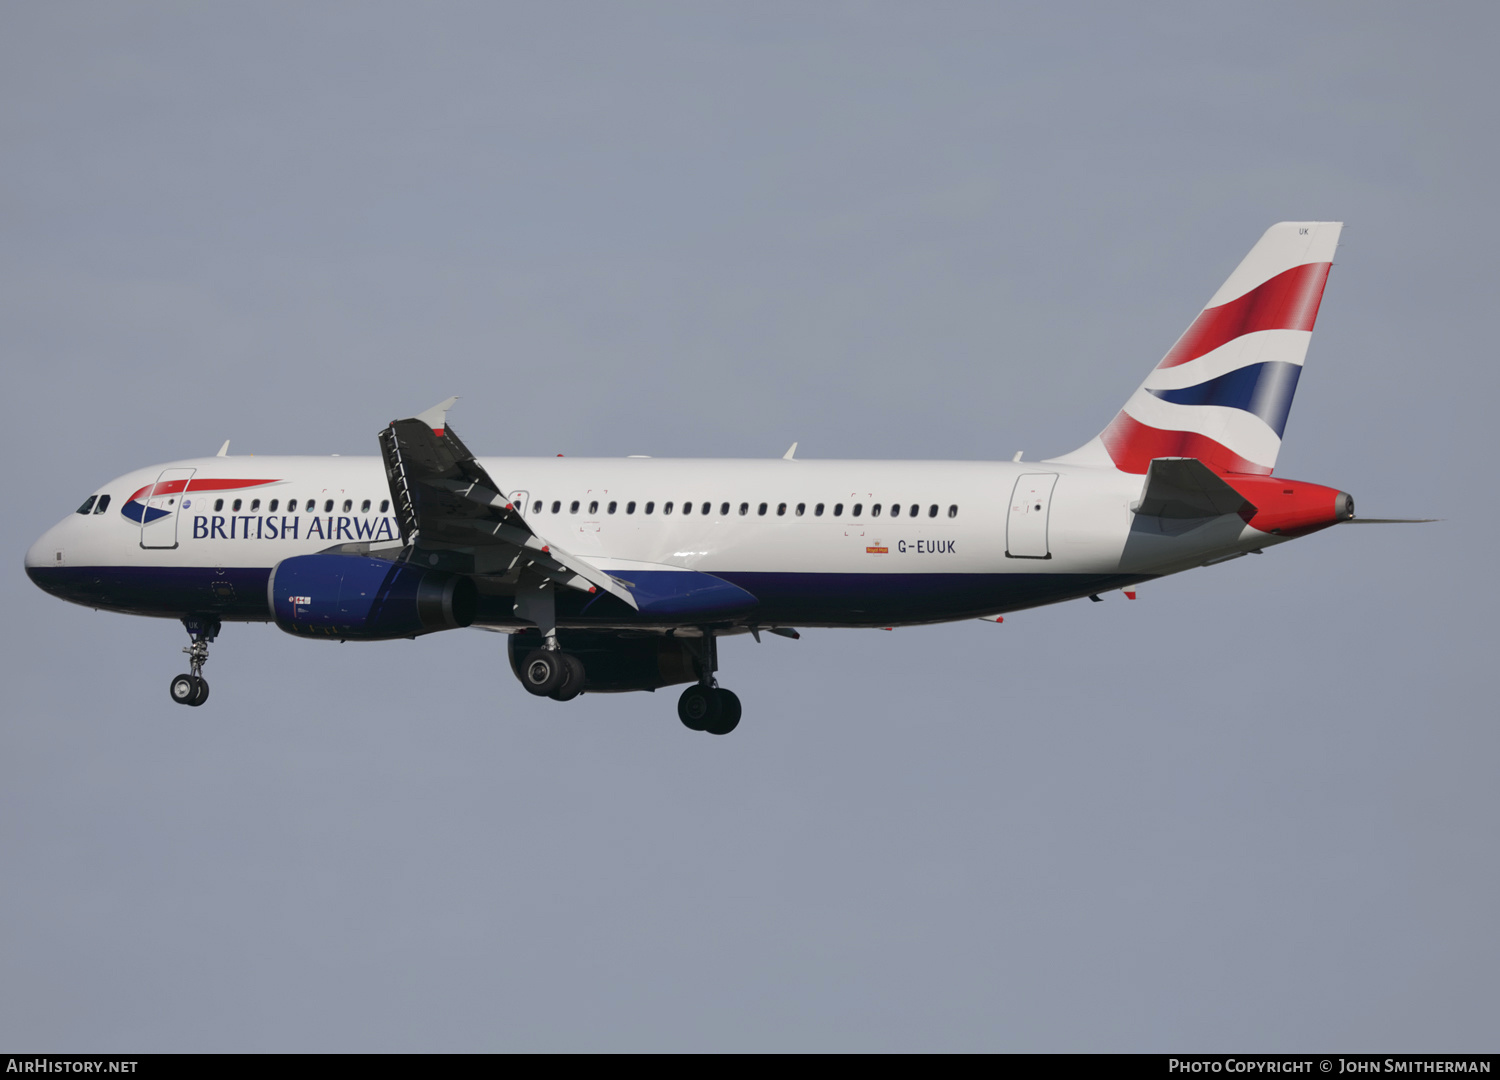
(814, 503), (824, 517)
(233, 499), (243, 512)
(928, 504), (938, 518)
(889, 504), (899, 518)
(664, 501), (674, 515)
(269, 499), (279, 512)
(608, 501), (617, 514)
(251, 499), (261, 512)
(324, 499), (334, 513)
(361, 499), (371, 513)
(681, 501), (691, 515)
(872, 504), (882, 517)
(833, 503), (843, 517)
(852, 503), (863, 517)
(645, 501), (655, 515)
(570, 501), (580, 514)
(948, 505), (958, 518)
(589, 500), (598, 515)
(94, 495), (110, 513)
(76, 496), (96, 515)
(214, 499), (224, 512)
(343, 499), (352, 512)
(758, 503), (768, 516)
(627, 501), (636, 514)
(287, 499), (297, 512)
(380, 500), (390, 513)
(777, 503), (787, 516)
(703, 502), (712, 515)
(308, 501), (318, 513)
(551, 501), (561, 513)
(532, 500), (542, 514)
(796, 503), (805, 516)
(739, 502), (749, 515)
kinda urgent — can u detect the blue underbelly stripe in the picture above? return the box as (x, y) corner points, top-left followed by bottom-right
(27, 566), (1149, 626)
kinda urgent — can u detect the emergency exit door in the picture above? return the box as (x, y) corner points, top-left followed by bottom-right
(1006, 473), (1058, 559)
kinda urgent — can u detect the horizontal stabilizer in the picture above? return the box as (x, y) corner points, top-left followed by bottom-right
(1135, 457), (1256, 520)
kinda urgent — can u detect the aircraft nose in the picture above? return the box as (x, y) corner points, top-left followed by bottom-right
(24, 520), (67, 589)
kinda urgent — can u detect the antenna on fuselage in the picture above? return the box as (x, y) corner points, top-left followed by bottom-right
(783, 442), (798, 460)
(216, 440), (230, 457)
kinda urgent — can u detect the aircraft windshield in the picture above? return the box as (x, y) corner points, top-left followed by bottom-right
(76, 496), (96, 515)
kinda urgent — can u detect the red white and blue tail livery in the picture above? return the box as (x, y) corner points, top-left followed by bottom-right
(1058, 221), (1341, 475)
(26, 222), (1423, 734)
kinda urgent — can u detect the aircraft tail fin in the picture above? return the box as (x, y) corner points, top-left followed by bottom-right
(1051, 221), (1343, 475)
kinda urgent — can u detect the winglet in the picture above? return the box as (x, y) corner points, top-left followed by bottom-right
(216, 440), (230, 457)
(783, 442), (798, 461)
(414, 397), (460, 436)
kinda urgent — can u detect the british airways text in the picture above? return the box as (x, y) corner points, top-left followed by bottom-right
(190, 515), (399, 541)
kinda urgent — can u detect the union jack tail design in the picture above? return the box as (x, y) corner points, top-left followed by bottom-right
(1054, 221), (1343, 475)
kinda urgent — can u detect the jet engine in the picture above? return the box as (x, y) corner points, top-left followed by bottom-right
(269, 553), (477, 640)
(507, 630), (699, 693)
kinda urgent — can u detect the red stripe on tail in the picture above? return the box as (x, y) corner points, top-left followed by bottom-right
(1100, 412), (1272, 475)
(1157, 262), (1331, 369)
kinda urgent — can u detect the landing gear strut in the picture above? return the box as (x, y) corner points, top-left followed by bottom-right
(676, 632), (741, 735)
(516, 576), (588, 699)
(170, 616), (218, 707)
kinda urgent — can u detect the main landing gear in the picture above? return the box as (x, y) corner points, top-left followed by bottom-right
(515, 577), (586, 702)
(519, 646), (585, 702)
(169, 615), (219, 707)
(677, 633), (741, 736)
(677, 684), (741, 736)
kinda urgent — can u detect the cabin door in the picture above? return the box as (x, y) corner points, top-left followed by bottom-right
(139, 468), (196, 549)
(1006, 473), (1057, 559)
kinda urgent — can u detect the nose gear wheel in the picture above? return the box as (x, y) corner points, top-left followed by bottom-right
(170, 616), (219, 707)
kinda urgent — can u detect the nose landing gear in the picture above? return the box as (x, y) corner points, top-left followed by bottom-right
(170, 616), (219, 707)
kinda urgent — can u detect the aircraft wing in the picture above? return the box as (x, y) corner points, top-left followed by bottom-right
(378, 398), (638, 609)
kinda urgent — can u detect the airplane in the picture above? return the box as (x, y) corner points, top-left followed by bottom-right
(25, 221), (1423, 734)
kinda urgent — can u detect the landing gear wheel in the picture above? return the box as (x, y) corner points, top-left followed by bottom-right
(548, 654), (586, 701)
(705, 689), (741, 735)
(677, 684), (721, 731)
(170, 674), (197, 706)
(521, 649), (566, 696)
(191, 677), (210, 707)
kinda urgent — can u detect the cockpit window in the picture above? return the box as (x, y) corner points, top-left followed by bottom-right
(76, 496), (96, 515)
(93, 495), (110, 514)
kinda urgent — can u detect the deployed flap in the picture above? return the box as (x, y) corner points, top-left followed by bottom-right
(378, 404), (638, 609)
(1135, 457), (1257, 520)
(614, 569), (758, 618)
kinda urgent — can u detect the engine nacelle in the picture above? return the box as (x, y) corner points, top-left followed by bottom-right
(269, 554), (477, 640)
(507, 630), (698, 693)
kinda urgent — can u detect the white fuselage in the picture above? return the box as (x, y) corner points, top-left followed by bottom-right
(28, 453), (1288, 629)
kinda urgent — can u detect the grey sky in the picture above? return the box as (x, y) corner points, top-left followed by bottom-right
(2, 2), (1495, 1051)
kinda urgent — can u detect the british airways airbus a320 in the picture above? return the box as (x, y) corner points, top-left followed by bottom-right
(26, 222), (1420, 734)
